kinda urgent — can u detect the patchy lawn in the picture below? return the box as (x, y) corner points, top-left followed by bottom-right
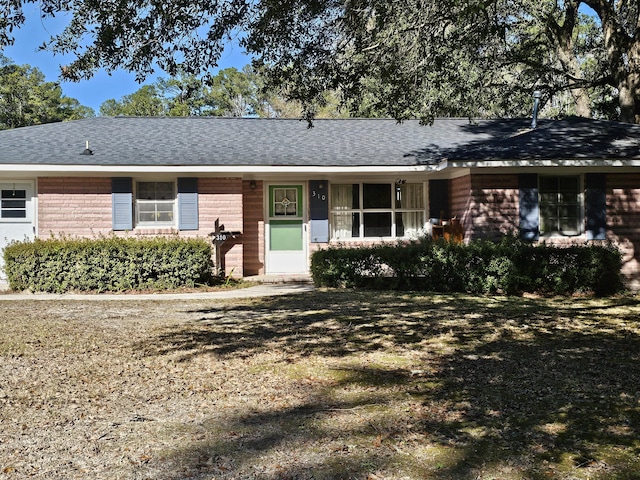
(1, 291), (639, 479)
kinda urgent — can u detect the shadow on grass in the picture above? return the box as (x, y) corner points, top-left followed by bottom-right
(166, 392), (411, 479)
(137, 291), (640, 479)
(422, 330), (640, 479)
(143, 291), (563, 360)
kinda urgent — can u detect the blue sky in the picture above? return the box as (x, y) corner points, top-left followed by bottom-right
(3, 5), (252, 114)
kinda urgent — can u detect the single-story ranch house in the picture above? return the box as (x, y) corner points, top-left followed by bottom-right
(1, 116), (639, 288)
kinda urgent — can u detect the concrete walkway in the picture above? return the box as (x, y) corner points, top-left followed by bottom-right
(0, 282), (315, 301)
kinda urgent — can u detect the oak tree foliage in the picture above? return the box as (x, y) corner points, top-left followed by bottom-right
(2, 1), (640, 123)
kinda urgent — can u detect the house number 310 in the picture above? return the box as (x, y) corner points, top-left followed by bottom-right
(312, 190), (327, 201)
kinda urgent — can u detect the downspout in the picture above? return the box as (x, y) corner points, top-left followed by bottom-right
(531, 91), (541, 129)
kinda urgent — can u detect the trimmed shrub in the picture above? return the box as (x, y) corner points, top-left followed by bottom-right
(3, 236), (214, 293)
(310, 236), (624, 296)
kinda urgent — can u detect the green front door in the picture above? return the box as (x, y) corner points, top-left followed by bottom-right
(267, 185), (307, 273)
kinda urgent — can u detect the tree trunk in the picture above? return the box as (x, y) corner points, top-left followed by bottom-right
(548, 2), (592, 118)
(591, 0), (640, 124)
(557, 40), (592, 117)
(618, 74), (640, 124)
(616, 31), (640, 124)
(570, 87), (591, 118)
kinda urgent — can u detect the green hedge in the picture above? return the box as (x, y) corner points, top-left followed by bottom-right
(3, 236), (214, 293)
(311, 236), (624, 296)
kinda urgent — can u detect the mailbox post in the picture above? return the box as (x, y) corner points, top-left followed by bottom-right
(209, 219), (242, 276)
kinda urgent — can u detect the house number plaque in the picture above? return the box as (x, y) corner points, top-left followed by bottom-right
(309, 180), (329, 243)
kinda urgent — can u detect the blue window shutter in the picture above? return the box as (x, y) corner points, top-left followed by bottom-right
(309, 180), (329, 242)
(586, 173), (607, 240)
(112, 177), (133, 231)
(178, 178), (199, 231)
(519, 173), (539, 241)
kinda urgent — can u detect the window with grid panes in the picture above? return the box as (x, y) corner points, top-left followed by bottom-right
(539, 176), (581, 236)
(136, 181), (175, 226)
(330, 182), (425, 239)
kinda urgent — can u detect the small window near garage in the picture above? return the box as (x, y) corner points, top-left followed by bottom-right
(539, 176), (581, 236)
(330, 182), (425, 239)
(136, 181), (175, 226)
(1, 189), (27, 219)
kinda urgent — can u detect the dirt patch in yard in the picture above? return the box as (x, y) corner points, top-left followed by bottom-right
(1, 292), (640, 479)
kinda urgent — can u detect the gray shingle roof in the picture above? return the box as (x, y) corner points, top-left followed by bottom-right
(1, 116), (639, 168)
(441, 117), (640, 162)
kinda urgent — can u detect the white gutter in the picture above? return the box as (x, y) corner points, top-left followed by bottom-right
(444, 158), (640, 168)
(5, 157), (639, 173)
(0, 162), (450, 174)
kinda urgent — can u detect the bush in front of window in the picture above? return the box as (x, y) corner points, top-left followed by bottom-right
(310, 236), (624, 296)
(3, 236), (214, 293)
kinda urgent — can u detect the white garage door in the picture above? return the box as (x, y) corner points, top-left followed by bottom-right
(0, 182), (35, 279)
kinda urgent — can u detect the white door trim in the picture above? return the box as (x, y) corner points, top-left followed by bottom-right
(265, 183), (308, 274)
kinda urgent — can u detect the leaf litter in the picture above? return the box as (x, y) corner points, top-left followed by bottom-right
(1, 292), (639, 479)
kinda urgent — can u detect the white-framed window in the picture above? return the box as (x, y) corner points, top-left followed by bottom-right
(1, 188), (27, 219)
(539, 175), (582, 236)
(330, 182), (425, 239)
(135, 181), (176, 226)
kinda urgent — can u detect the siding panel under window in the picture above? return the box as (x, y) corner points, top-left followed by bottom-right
(112, 177), (133, 231)
(178, 177), (199, 231)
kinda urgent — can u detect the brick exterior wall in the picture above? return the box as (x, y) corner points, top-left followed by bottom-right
(37, 176), (245, 277)
(451, 172), (639, 288)
(449, 175), (470, 221)
(197, 178), (244, 277)
(32, 173), (640, 287)
(607, 174), (640, 289)
(316, 174), (639, 288)
(242, 180), (265, 276)
(38, 177), (113, 236)
(452, 174), (519, 241)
